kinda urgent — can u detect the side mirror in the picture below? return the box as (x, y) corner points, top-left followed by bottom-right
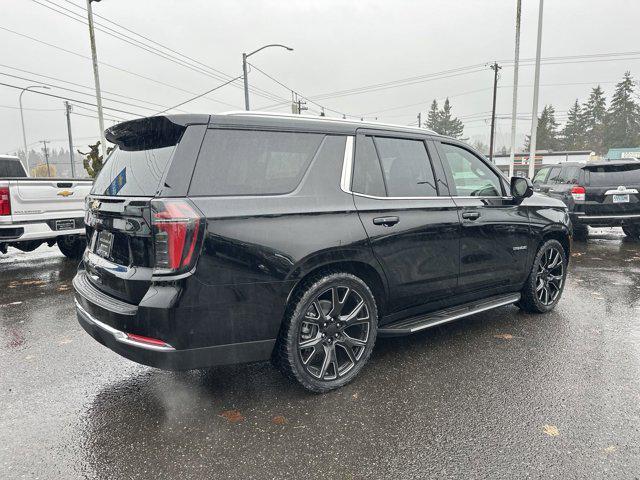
(511, 176), (534, 199)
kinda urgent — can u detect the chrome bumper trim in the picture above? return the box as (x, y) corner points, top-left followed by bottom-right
(75, 298), (175, 352)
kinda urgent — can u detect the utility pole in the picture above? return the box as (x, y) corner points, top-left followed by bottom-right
(40, 140), (51, 177)
(528, 0), (544, 179)
(489, 62), (502, 163)
(64, 101), (76, 178)
(86, 0), (107, 157)
(508, 0), (522, 178)
(242, 53), (250, 110)
(417, 112), (422, 128)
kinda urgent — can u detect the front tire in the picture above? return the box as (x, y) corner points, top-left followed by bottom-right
(274, 272), (378, 393)
(622, 224), (640, 240)
(57, 235), (86, 260)
(518, 239), (567, 313)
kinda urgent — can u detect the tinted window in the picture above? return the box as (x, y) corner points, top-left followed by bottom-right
(585, 163), (640, 186)
(440, 143), (502, 196)
(374, 137), (437, 197)
(547, 167), (562, 184)
(190, 130), (323, 196)
(533, 166), (550, 184)
(0, 159), (27, 178)
(91, 145), (176, 196)
(352, 136), (386, 197)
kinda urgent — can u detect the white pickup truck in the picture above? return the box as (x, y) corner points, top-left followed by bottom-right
(0, 155), (92, 259)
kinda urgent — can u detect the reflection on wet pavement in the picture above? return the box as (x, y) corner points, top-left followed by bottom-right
(1, 232), (639, 478)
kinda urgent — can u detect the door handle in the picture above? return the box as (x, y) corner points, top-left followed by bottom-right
(461, 211), (481, 220)
(373, 216), (399, 227)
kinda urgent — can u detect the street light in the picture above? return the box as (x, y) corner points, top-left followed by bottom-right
(19, 85), (50, 173)
(242, 44), (293, 110)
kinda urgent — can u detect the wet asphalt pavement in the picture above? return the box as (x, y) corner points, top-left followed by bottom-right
(1, 229), (639, 479)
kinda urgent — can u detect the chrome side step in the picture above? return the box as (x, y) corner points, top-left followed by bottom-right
(378, 293), (521, 337)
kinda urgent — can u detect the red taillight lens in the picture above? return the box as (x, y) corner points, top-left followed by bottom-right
(0, 187), (10, 216)
(571, 186), (586, 201)
(125, 333), (171, 348)
(151, 199), (203, 274)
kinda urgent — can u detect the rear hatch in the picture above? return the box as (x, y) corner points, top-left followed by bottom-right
(582, 162), (640, 215)
(84, 116), (203, 305)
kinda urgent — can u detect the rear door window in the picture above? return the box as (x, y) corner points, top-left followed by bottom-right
(547, 167), (562, 184)
(190, 129), (324, 196)
(533, 166), (550, 184)
(352, 136), (386, 197)
(374, 137), (438, 197)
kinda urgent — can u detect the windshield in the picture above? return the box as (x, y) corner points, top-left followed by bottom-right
(91, 145), (176, 196)
(585, 163), (640, 186)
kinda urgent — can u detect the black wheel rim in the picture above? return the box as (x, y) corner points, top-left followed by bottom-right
(536, 247), (564, 306)
(297, 286), (371, 381)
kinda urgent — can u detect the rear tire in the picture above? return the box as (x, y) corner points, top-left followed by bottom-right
(274, 272), (378, 393)
(622, 224), (640, 240)
(57, 235), (86, 260)
(518, 239), (567, 314)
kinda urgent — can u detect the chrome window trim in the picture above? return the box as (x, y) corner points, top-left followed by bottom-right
(340, 135), (512, 202)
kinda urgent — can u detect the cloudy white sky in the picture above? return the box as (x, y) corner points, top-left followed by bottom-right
(1, 0), (639, 157)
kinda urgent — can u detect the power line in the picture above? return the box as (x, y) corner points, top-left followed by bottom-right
(0, 25), (241, 109)
(157, 75), (244, 114)
(31, 0), (289, 105)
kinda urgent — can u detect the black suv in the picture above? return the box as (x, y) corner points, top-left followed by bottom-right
(532, 160), (640, 239)
(74, 113), (571, 392)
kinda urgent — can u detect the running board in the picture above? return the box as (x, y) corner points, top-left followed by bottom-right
(378, 293), (521, 337)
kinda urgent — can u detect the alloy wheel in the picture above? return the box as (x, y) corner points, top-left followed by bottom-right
(297, 286), (371, 381)
(535, 246), (564, 306)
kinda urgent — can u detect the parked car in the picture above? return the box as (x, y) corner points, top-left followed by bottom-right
(532, 160), (640, 239)
(73, 113), (571, 392)
(0, 154), (92, 258)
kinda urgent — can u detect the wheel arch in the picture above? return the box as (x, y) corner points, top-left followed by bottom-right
(539, 225), (571, 260)
(284, 259), (389, 319)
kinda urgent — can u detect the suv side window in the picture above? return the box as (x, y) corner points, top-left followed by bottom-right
(374, 137), (438, 197)
(352, 136), (386, 197)
(547, 167), (562, 184)
(190, 129), (324, 196)
(439, 143), (503, 197)
(533, 166), (550, 184)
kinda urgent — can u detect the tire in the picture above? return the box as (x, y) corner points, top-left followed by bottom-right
(622, 224), (640, 240)
(572, 224), (589, 241)
(274, 272), (378, 393)
(518, 239), (567, 314)
(57, 235), (86, 260)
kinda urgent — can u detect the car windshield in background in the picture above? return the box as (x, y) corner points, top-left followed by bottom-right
(0, 159), (27, 177)
(91, 145), (176, 196)
(585, 163), (640, 186)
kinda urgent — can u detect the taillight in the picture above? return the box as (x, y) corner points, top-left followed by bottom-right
(0, 186), (10, 216)
(151, 199), (204, 275)
(571, 186), (586, 201)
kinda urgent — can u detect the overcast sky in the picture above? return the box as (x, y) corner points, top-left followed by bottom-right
(2, 0), (640, 156)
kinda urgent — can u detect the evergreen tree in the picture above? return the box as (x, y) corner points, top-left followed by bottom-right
(580, 85), (607, 153)
(438, 98), (464, 139)
(604, 71), (640, 150)
(562, 99), (585, 150)
(525, 105), (560, 151)
(79, 141), (113, 179)
(426, 100), (440, 132)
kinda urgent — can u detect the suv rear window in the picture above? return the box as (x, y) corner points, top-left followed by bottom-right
(91, 145), (177, 196)
(585, 163), (640, 186)
(189, 129), (323, 196)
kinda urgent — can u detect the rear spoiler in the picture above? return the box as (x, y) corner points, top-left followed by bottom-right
(105, 115), (209, 151)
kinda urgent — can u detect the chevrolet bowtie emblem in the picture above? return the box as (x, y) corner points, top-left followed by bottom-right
(57, 190), (74, 197)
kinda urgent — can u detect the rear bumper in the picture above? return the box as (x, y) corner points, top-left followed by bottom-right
(571, 212), (640, 227)
(73, 271), (276, 370)
(0, 219), (84, 242)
